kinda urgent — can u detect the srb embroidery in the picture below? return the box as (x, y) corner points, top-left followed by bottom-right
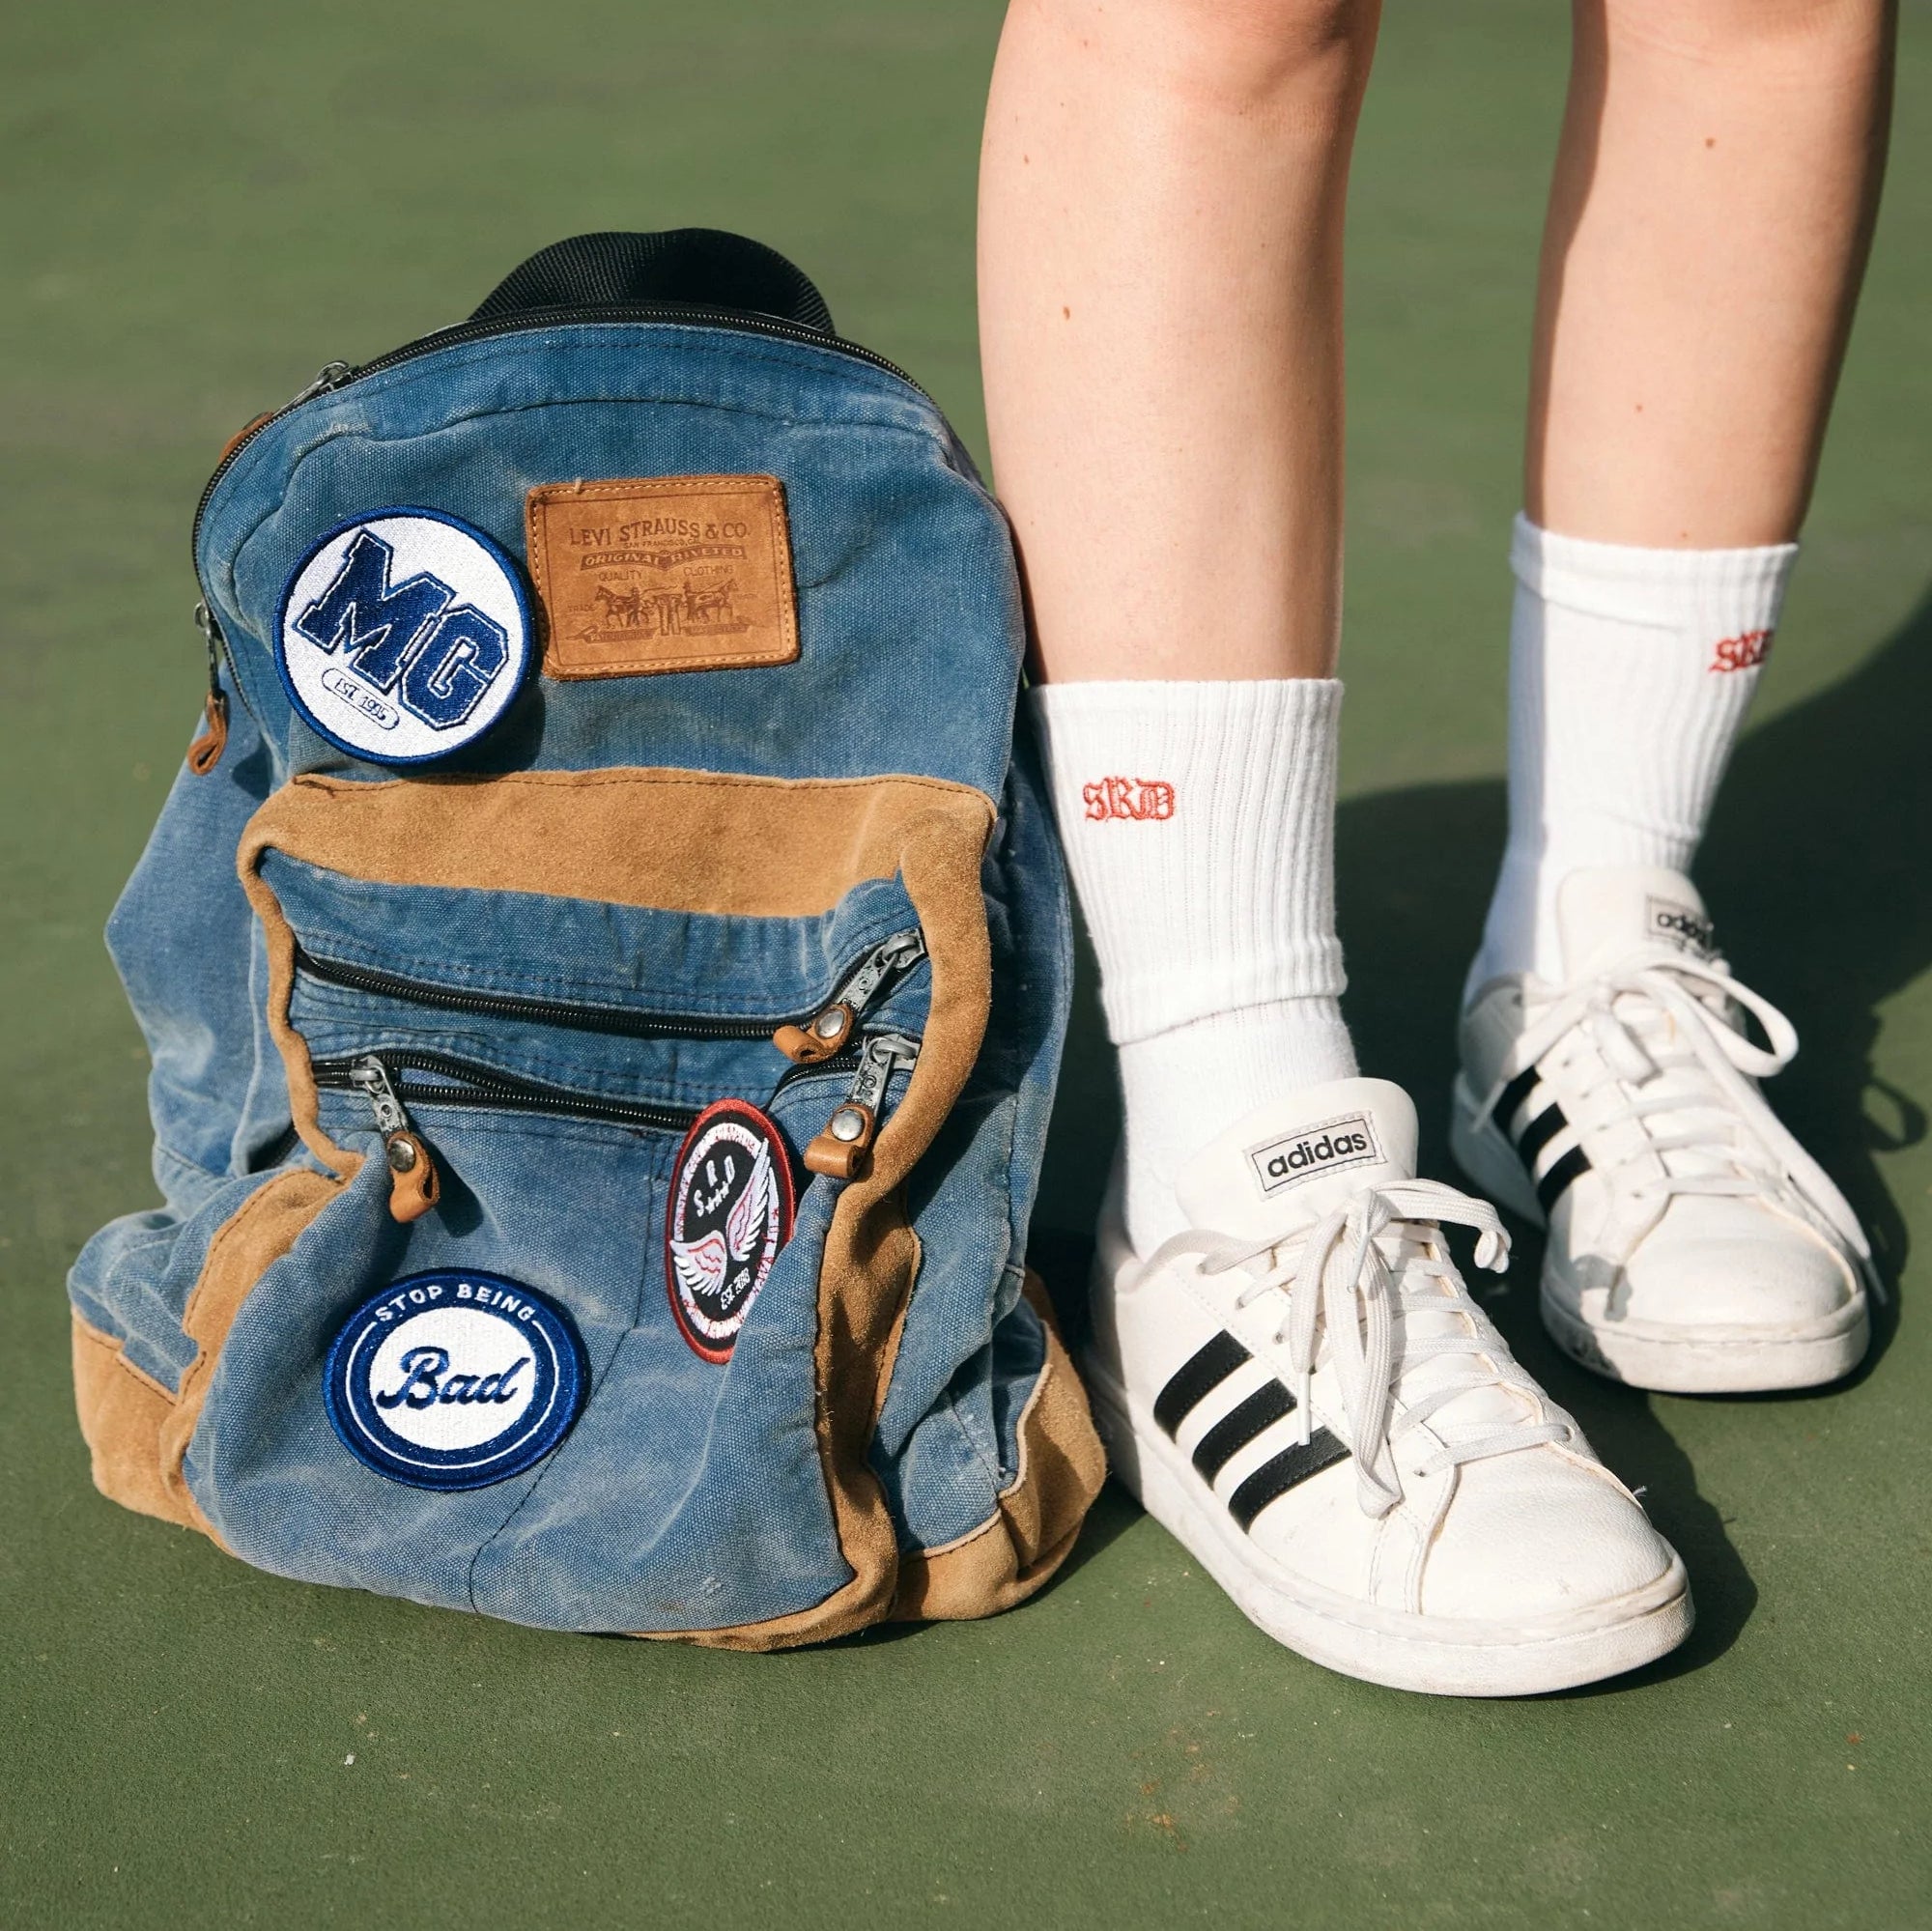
(1082, 777), (1176, 822)
(1710, 628), (1773, 673)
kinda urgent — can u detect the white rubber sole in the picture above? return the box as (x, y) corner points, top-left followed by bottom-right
(1083, 1361), (1693, 1698)
(1537, 1290), (1868, 1395)
(1449, 1078), (1869, 1395)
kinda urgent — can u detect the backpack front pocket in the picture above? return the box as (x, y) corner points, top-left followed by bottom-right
(186, 838), (933, 1633)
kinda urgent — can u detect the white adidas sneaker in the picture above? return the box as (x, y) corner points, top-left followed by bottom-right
(1083, 1076), (1690, 1696)
(1452, 866), (1872, 1394)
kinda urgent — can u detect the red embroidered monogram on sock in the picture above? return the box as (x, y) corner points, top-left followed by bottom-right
(1710, 628), (1774, 673)
(1082, 777), (1176, 822)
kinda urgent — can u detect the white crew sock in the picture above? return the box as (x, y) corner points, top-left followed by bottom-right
(1468, 513), (1797, 998)
(1029, 678), (1356, 1255)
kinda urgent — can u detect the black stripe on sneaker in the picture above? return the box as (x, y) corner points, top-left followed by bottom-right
(1152, 1331), (1252, 1438)
(1494, 1065), (1542, 1133)
(1228, 1430), (1352, 1530)
(1191, 1380), (1295, 1481)
(1536, 1144), (1592, 1213)
(1514, 1102), (1569, 1170)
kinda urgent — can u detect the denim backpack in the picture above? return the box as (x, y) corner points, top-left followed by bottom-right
(71, 231), (1103, 1647)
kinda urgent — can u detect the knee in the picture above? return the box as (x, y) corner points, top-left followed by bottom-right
(1592, 0), (1890, 72)
(1039, 0), (1381, 116)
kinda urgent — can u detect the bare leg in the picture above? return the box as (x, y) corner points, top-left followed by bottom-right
(980, 3), (1704, 1691)
(979, 1), (1381, 1258)
(1457, 0), (1894, 1396)
(1530, 0), (1895, 547)
(1470, 0), (1898, 988)
(979, 0), (1381, 681)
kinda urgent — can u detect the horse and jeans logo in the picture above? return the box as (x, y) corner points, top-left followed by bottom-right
(277, 509), (533, 763)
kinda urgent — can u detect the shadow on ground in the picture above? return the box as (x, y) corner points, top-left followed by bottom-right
(1033, 583), (1932, 1677)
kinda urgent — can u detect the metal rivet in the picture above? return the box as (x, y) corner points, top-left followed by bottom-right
(814, 1009), (844, 1039)
(386, 1139), (417, 1173)
(829, 1106), (867, 1143)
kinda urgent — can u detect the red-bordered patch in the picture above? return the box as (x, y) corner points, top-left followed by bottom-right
(665, 1099), (797, 1363)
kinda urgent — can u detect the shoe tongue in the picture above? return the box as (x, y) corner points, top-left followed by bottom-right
(1175, 1078), (1419, 1240)
(1179, 1079), (1535, 1442)
(1557, 866), (1721, 980)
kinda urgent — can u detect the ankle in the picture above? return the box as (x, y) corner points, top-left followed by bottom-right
(1471, 516), (1795, 999)
(1118, 999), (1357, 1254)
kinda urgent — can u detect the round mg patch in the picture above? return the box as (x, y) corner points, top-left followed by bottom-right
(666, 1100), (796, 1363)
(325, 1271), (586, 1490)
(277, 508), (533, 764)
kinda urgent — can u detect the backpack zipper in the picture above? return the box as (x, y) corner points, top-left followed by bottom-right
(800, 1031), (923, 1180)
(191, 310), (926, 563)
(293, 925), (926, 1054)
(336, 1054), (442, 1221)
(314, 1031), (921, 1217)
(314, 1048), (701, 1133)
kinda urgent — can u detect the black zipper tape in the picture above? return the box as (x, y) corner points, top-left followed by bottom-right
(310, 1040), (890, 1137)
(311, 1048), (700, 1134)
(192, 306), (928, 563)
(292, 926), (926, 1047)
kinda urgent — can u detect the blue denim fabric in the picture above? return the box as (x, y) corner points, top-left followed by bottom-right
(102, 695), (295, 1190)
(196, 327), (1023, 798)
(72, 311), (1074, 1633)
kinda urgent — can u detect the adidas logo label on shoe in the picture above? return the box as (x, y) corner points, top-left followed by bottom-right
(1246, 1112), (1382, 1198)
(1645, 896), (1718, 959)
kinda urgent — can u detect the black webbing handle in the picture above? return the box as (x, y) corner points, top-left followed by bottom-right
(470, 229), (835, 334)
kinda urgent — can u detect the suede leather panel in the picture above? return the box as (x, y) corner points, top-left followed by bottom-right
(156, 1164), (351, 1526)
(72, 1166), (348, 1547)
(237, 769), (991, 916)
(890, 1275), (1106, 1622)
(71, 1315), (210, 1533)
(234, 767), (1006, 1646)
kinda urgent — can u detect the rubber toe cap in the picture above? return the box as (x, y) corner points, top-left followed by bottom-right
(1420, 1451), (1676, 1623)
(1620, 1200), (1854, 1333)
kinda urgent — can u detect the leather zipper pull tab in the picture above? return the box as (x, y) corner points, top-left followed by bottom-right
(803, 1033), (920, 1181)
(774, 1003), (855, 1065)
(803, 1096), (876, 1180)
(384, 1127), (440, 1222)
(775, 930), (924, 1064)
(186, 602), (230, 776)
(348, 1054), (440, 1222)
(186, 691), (229, 777)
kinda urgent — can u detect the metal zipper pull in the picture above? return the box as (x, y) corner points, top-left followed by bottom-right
(185, 601), (230, 776)
(287, 359), (355, 409)
(804, 1032), (921, 1181)
(775, 929), (926, 1065)
(347, 1054), (440, 1222)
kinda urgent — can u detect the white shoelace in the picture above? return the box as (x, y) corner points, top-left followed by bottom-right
(1471, 947), (1875, 1289)
(1147, 1180), (1573, 1519)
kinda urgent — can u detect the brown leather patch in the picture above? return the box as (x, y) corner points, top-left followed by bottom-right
(526, 475), (799, 679)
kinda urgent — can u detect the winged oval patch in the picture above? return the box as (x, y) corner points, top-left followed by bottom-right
(666, 1099), (797, 1363)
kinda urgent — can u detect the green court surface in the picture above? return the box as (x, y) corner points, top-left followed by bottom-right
(4, 4), (1929, 1924)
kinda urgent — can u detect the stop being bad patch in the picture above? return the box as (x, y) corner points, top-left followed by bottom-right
(525, 475), (799, 679)
(325, 1271), (586, 1490)
(277, 508), (534, 763)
